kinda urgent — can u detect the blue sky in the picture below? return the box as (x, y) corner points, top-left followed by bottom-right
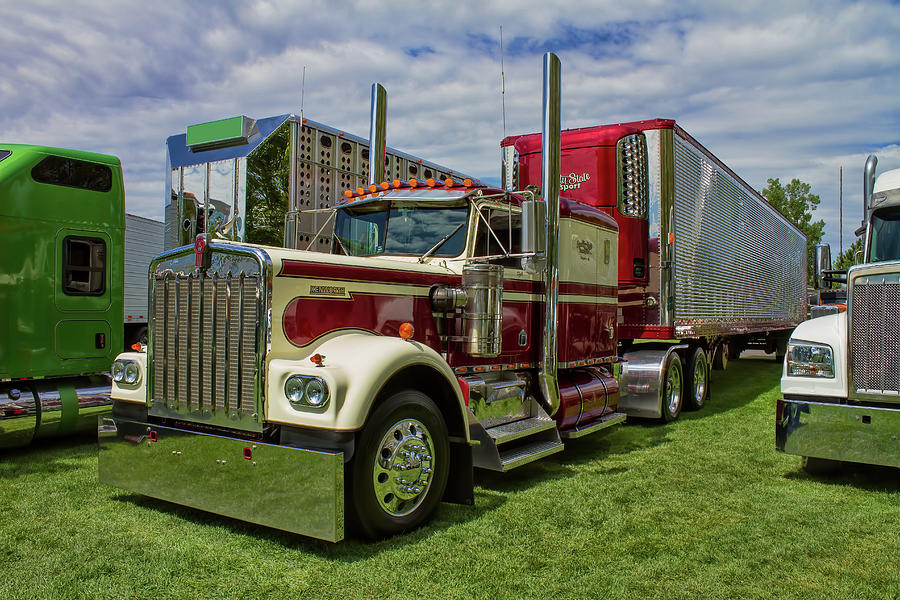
(2, 0), (898, 252)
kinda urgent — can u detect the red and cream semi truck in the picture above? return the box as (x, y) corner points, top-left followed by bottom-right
(502, 121), (807, 420)
(99, 54), (627, 541)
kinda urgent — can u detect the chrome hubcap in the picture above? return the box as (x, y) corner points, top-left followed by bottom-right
(372, 418), (435, 517)
(693, 358), (707, 404)
(666, 364), (682, 415)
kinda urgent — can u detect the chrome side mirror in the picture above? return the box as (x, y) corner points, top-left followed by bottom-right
(520, 199), (547, 273)
(814, 243), (832, 290)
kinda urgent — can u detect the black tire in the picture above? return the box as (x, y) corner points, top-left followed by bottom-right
(683, 347), (710, 411)
(660, 352), (683, 422)
(712, 342), (729, 371)
(349, 390), (449, 539)
(802, 456), (840, 475)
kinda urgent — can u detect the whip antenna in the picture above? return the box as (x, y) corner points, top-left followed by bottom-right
(500, 26), (507, 139)
(300, 66), (307, 119)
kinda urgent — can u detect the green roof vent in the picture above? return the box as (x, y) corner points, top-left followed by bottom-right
(186, 116), (256, 151)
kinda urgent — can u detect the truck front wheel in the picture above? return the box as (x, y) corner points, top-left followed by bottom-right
(802, 456), (840, 475)
(349, 390), (449, 539)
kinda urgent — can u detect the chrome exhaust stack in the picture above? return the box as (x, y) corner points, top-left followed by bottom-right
(538, 52), (562, 416)
(368, 83), (388, 185)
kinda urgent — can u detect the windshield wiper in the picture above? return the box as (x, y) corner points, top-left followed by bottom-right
(418, 222), (465, 263)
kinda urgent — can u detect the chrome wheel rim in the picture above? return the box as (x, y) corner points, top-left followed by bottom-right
(372, 418), (436, 517)
(693, 356), (707, 405)
(666, 363), (682, 415)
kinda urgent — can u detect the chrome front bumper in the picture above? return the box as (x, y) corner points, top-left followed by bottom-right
(98, 418), (344, 541)
(776, 399), (900, 468)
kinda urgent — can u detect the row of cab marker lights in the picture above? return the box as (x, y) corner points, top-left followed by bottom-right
(342, 177), (476, 203)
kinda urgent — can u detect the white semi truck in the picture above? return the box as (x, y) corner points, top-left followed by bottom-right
(777, 154), (900, 472)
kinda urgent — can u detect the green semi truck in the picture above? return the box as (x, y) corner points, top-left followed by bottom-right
(0, 144), (160, 449)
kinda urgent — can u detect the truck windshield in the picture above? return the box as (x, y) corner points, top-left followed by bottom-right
(334, 202), (469, 257)
(869, 206), (900, 262)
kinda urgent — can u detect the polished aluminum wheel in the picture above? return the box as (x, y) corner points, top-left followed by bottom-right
(692, 355), (707, 405)
(665, 361), (682, 416)
(372, 418), (436, 517)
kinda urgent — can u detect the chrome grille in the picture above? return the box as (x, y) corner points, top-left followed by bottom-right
(850, 274), (900, 397)
(150, 256), (263, 432)
(617, 134), (648, 218)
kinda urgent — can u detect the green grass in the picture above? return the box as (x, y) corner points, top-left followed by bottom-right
(2, 358), (899, 600)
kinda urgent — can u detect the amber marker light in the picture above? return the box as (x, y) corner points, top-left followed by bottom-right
(398, 322), (415, 340)
(368, 184), (378, 193)
(409, 178), (418, 187)
(344, 190), (353, 198)
(426, 178), (436, 187)
(380, 181), (390, 190)
(463, 178), (473, 187)
(668, 232), (675, 245)
(131, 343), (142, 352)
(356, 186), (365, 195)
(392, 179), (402, 188)
(444, 178), (454, 187)
(310, 353), (325, 366)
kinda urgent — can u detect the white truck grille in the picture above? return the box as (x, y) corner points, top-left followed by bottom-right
(850, 275), (900, 397)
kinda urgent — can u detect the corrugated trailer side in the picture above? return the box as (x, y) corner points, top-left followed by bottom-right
(665, 125), (807, 336)
(124, 213), (163, 347)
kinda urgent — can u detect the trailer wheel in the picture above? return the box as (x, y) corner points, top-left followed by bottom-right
(349, 390), (449, 539)
(660, 353), (683, 422)
(801, 456), (840, 476)
(712, 342), (729, 370)
(683, 348), (709, 411)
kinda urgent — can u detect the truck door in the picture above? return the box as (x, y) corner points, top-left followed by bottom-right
(53, 228), (113, 359)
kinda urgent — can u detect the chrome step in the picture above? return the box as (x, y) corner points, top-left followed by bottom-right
(560, 411), (627, 440)
(485, 416), (557, 445)
(497, 439), (564, 471)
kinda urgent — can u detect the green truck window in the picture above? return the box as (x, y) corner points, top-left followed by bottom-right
(0, 150), (10, 162)
(63, 236), (106, 296)
(31, 155), (112, 192)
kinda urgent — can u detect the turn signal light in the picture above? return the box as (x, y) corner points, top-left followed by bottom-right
(399, 322), (415, 340)
(310, 353), (325, 366)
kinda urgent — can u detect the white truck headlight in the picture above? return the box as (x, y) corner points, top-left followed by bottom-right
(786, 341), (834, 378)
(124, 361), (141, 384)
(285, 375), (330, 409)
(112, 360), (126, 382)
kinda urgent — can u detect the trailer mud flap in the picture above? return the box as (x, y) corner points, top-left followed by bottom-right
(99, 418), (344, 541)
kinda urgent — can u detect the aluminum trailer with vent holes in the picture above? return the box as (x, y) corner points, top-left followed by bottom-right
(777, 155), (900, 472)
(503, 120), (807, 421)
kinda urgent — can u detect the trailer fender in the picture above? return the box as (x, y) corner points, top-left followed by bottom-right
(266, 332), (469, 437)
(618, 345), (688, 419)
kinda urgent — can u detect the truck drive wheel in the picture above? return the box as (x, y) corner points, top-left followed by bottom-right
(349, 390), (449, 539)
(683, 347), (709, 411)
(661, 353), (683, 422)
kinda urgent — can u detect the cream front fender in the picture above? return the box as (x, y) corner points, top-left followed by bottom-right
(266, 333), (467, 435)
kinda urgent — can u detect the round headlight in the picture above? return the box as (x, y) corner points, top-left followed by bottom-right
(124, 362), (140, 384)
(305, 378), (329, 407)
(111, 361), (125, 382)
(285, 376), (305, 406)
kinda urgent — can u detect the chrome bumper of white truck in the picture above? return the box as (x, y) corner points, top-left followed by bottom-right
(98, 417), (344, 541)
(776, 399), (900, 468)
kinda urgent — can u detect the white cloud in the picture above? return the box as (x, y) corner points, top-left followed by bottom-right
(0, 0), (897, 250)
